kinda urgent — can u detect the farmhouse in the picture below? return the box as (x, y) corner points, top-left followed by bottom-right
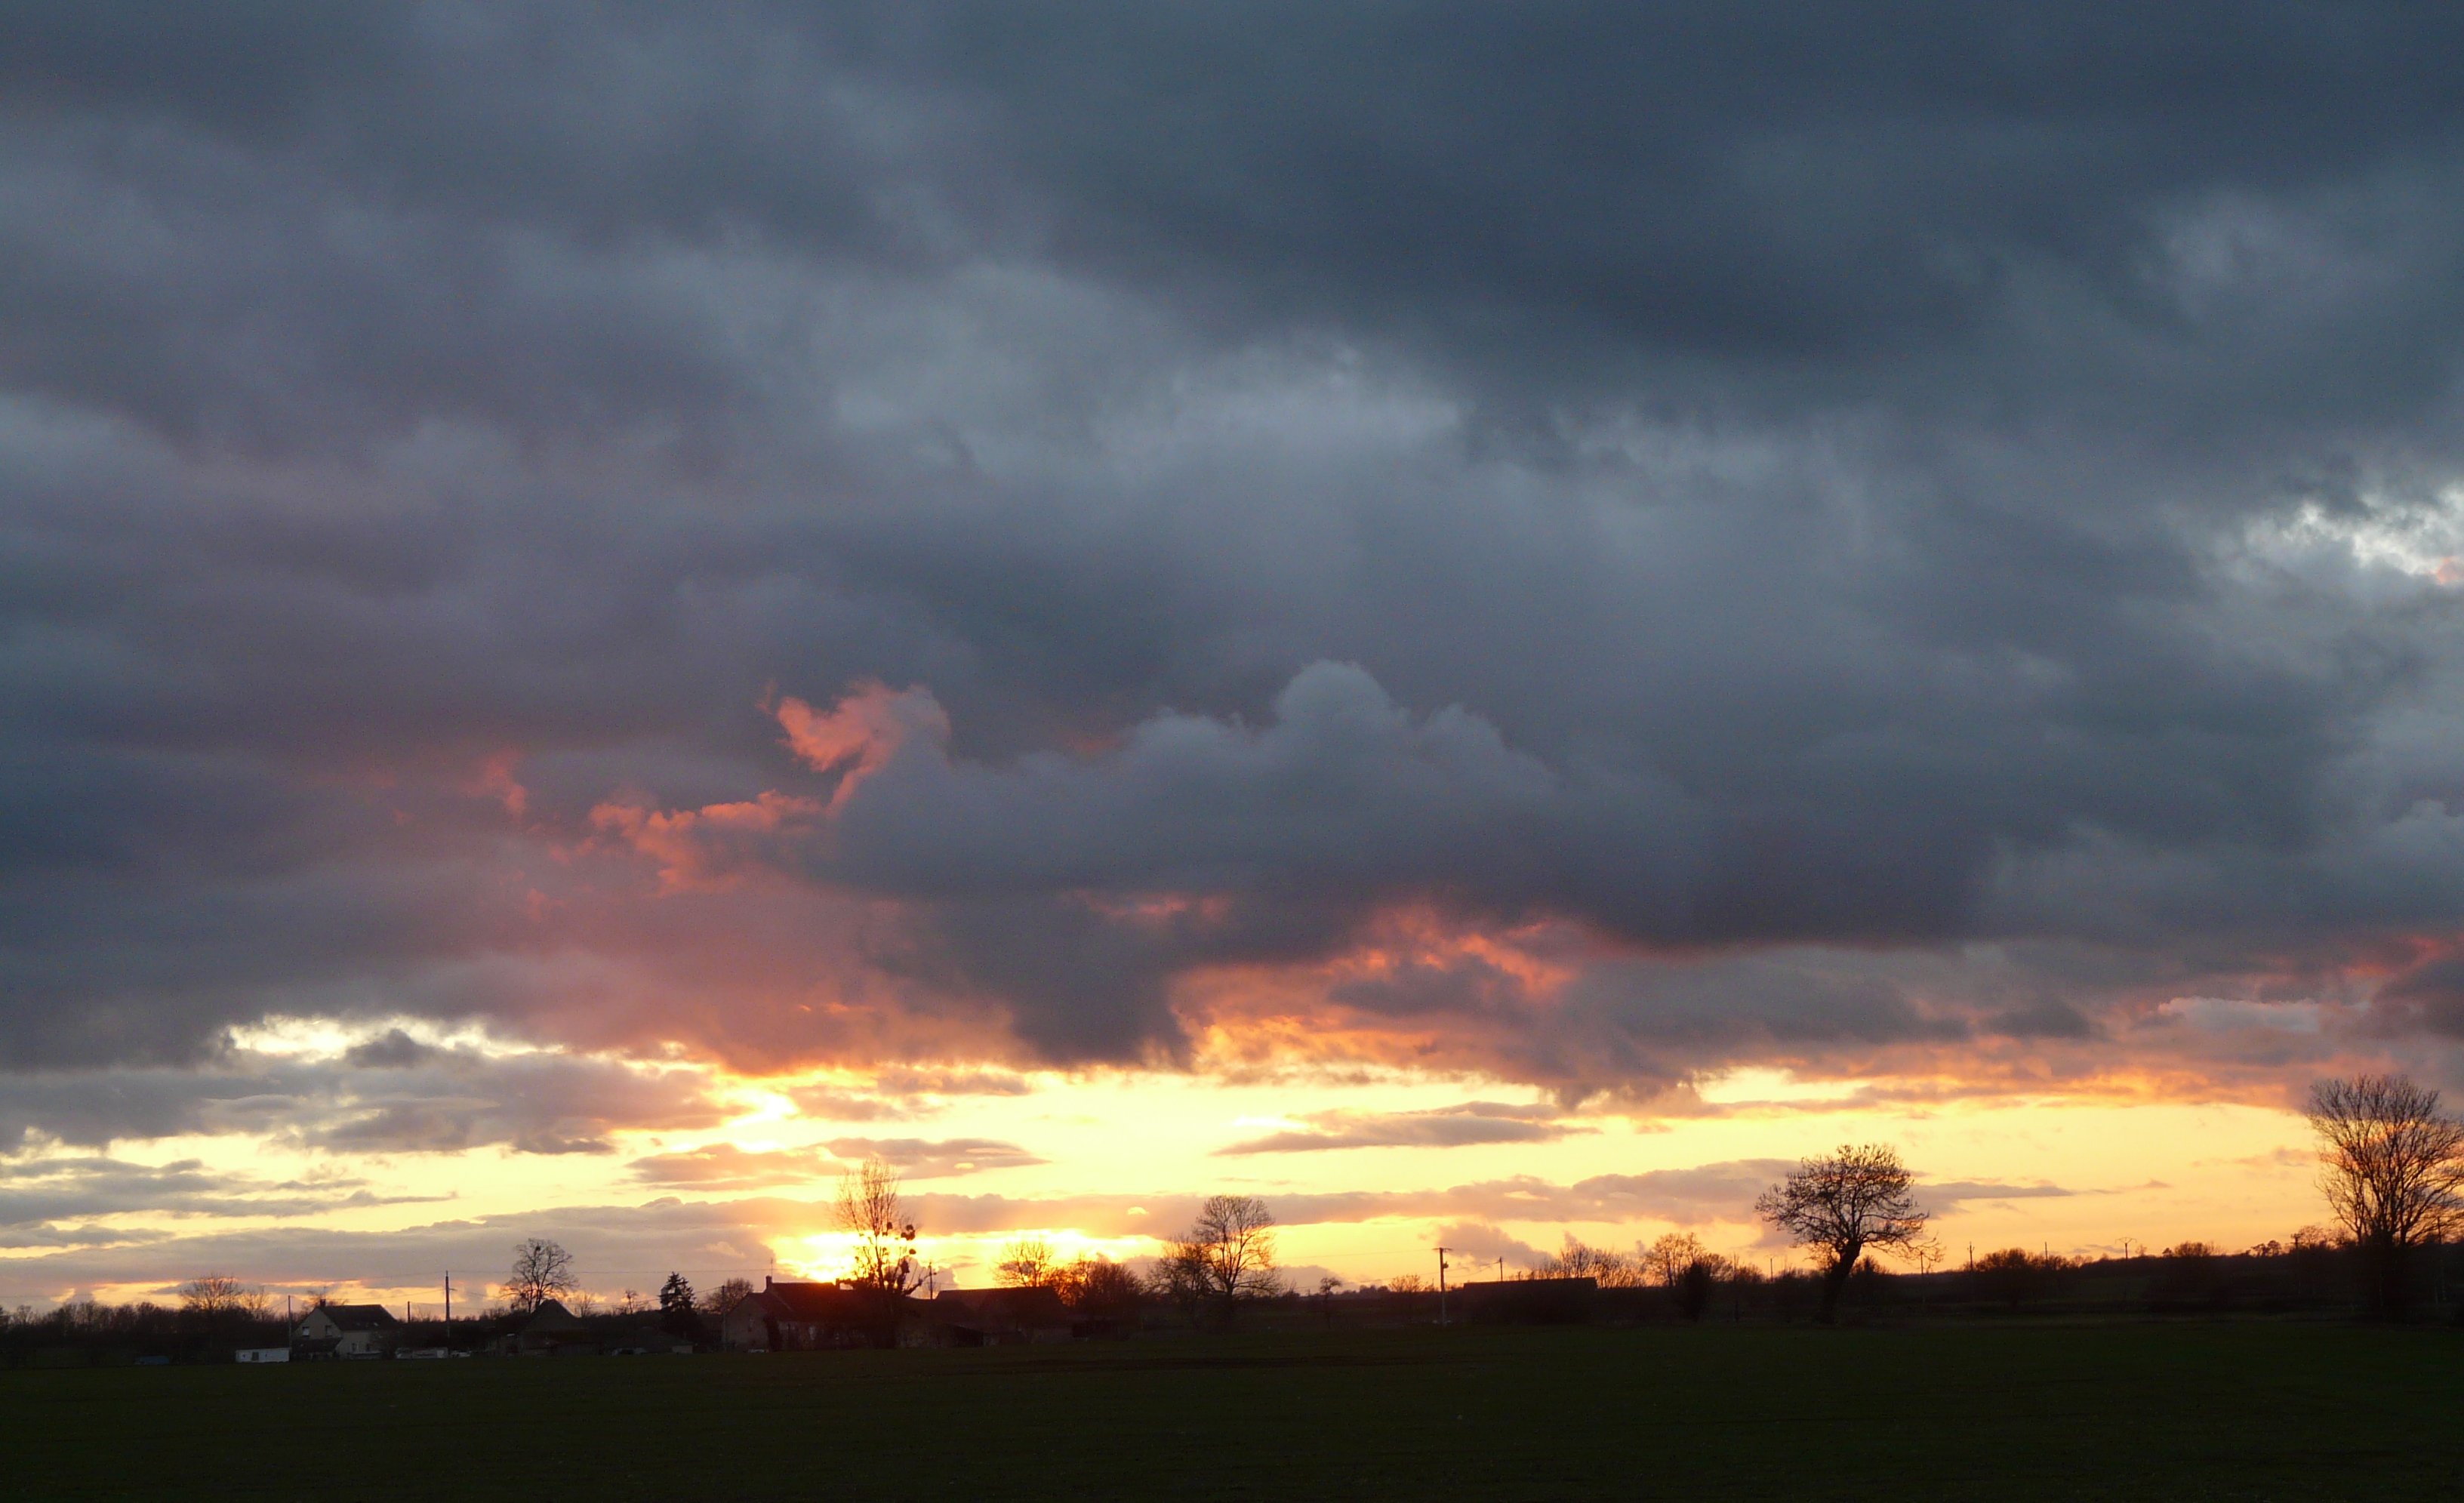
(512, 1298), (596, 1356)
(931, 1286), (1075, 1345)
(720, 1278), (903, 1351)
(293, 1303), (402, 1359)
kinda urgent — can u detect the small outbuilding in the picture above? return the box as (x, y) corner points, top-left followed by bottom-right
(1455, 1277), (1599, 1324)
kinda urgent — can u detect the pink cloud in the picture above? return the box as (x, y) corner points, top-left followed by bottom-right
(464, 750), (530, 821)
(589, 790), (823, 892)
(774, 681), (948, 811)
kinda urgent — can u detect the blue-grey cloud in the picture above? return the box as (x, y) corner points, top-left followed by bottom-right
(5, 3), (2464, 1133)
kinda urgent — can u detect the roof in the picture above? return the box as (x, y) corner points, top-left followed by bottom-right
(934, 1286), (1073, 1329)
(310, 1303), (402, 1331)
(523, 1298), (587, 1332)
(741, 1280), (873, 1325)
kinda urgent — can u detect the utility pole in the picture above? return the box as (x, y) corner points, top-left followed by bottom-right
(1436, 1247), (1451, 1327)
(1496, 1256), (1505, 1283)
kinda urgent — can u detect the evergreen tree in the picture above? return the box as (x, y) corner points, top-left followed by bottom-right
(657, 1272), (698, 1337)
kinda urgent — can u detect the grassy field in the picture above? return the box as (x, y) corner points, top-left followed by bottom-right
(7, 1320), (2461, 1500)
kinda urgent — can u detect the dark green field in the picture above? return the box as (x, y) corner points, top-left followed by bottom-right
(8, 1321), (2460, 1500)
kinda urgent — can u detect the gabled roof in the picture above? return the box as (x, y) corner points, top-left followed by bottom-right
(934, 1286), (1073, 1328)
(310, 1303), (402, 1332)
(523, 1298), (587, 1331)
(744, 1280), (873, 1324)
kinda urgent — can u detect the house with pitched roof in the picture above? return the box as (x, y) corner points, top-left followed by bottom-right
(511, 1298), (597, 1356)
(293, 1303), (403, 1360)
(931, 1286), (1076, 1345)
(719, 1278), (913, 1351)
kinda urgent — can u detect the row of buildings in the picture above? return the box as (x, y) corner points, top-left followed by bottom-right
(248, 1279), (1082, 1361)
(722, 1280), (1080, 1351)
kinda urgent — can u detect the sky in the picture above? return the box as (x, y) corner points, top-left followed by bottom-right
(8, 2), (2464, 1311)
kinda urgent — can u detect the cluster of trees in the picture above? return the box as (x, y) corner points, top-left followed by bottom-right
(1, 1274), (292, 1366)
(994, 1193), (1280, 1326)
(1534, 1232), (1763, 1320)
(1480, 1071), (2463, 1327)
(1726, 1071), (2464, 1323)
(489, 1236), (753, 1342)
(1504, 1144), (1930, 1326)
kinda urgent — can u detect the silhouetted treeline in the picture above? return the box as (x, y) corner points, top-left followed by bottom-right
(11, 1231), (2463, 1366)
(0, 1298), (291, 1369)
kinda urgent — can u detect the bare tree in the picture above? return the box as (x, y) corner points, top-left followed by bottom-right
(502, 1237), (578, 1314)
(177, 1274), (248, 1318)
(1054, 1255), (1144, 1323)
(1675, 1254), (1739, 1322)
(836, 1156), (921, 1298)
(1642, 1232), (1708, 1289)
(2307, 1073), (2464, 1317)
(700, 1277), (756, 1319)
(178, 1274), (270, 1337)
(1540, 1234), (1644, 1287)
(995, 1235), (1058, 1289)
(1160, 1194), (1280, 1321)
(1754, 1144), (1930, 1322)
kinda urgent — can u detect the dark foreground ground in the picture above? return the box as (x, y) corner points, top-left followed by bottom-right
(8, 1320), (2459, 1500)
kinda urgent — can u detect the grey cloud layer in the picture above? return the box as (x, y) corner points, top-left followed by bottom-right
(0, 1043), (724, 1156)
(0, 1156), (442, 1242)
(7, 5), (2464, 1117)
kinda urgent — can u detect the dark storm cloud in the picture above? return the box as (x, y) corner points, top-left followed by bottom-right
(6, 2), (2464, 1125)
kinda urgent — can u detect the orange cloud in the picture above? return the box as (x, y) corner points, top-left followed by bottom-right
(589, 790), (823, 892)
(464, 750), (530, 821)
(773, 680), (948, 810)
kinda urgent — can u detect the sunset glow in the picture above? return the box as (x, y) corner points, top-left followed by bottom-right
(11, 6), (2464, 1326)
